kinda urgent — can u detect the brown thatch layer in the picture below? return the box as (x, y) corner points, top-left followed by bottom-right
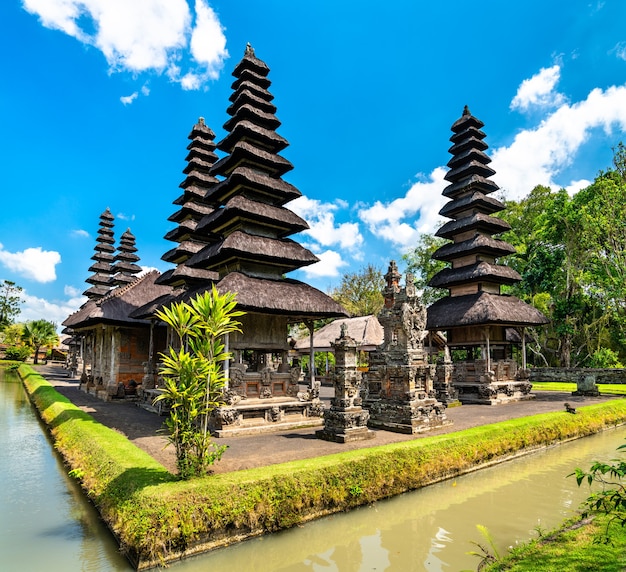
(232, 48), (270, 79)
(427, 292), (550, 330)
(448, 135), (488, 156)
(211, 140), (293, 178)
(168, 202), (214, 222)
(231, 68), (271, 91)
(196, 195), (308, 237)
(65, 271), (173, 328)
(229, 79), (274, 103)
(186, 231), (319, 270)
(447, 147), (492, 170)
(432, 235), (516, 261)
(204, 166), (301, 205)
(439, 191), (504, 217)
(444, 159), (496, 183)
(222, 103), (280, 133)
(429, 261), (521, 288)
(154, 265), (218, 288)
(227, 89), (276, 116)
(161, 240), (206, 264)
(436, 212), (511, 239)
(218, 120), (288, 155)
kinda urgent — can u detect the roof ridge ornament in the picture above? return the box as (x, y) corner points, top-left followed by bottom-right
(463, 105), (471, 116)
(245, 42), (255, 57)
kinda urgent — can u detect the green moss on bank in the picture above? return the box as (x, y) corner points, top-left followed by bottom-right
(15, 364), (626, 569)
(485, 514), (626, 571)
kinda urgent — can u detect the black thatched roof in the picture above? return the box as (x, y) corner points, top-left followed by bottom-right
(432, 235), (516, 262)
(218, 120), (288, 155)
(186, 231), (319, 272)
(195, 195), (309, 237)
(436, 212), (511, 239)
(439, 191), (504, 218)
(154, 265), (218, 288)
(427, 292), (550, 330)
(211, 140), (293, 178)
(428, 262), (521, 288)
(65, 271), (173, 328)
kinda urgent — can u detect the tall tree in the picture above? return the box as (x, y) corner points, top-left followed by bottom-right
(330, 264), (385, 317)
(0, 280), (23, 328)
(22, 320), (58, 364)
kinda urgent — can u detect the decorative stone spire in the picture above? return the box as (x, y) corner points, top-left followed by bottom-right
(83, 208), (115, 300)
(111, 229), (142, 286)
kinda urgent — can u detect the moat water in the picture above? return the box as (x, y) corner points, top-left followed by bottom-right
(1, 366), (624, 571)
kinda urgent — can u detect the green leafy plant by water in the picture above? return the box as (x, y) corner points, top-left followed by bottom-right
(154, 287), (244, 479)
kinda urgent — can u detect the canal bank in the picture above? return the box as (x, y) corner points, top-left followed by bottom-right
(17, 364), (626, 569)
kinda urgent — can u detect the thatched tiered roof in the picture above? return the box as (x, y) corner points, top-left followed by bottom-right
(83, 208), (116, 300)
(426, 107), (548, 331)
(111, 229), (142, 286)
(65, 271), (172, 329)
(156, 117), (220, 289)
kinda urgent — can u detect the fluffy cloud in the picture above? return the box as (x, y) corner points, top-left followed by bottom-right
(0, 244), (61, 283)
(510, 65), (566, 111)
(19, 290), (86, 328)
(22, 0), (228, 90)
(358, 167), (447, 247)
(70, 229), (89, 238)
(493, 84), (626, 199)
(290, 196), (364, 252)
(299, 250), (348, 279)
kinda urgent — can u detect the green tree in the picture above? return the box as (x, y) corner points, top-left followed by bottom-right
(155, 287), (244, 479)
(0, 280), (23, 329)
(21, 319), (58, 364)
(402, 233), (448, 305)
(330, 264), (385, 317)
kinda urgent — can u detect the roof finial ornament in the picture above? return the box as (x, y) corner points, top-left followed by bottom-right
(198, 116), (205, 126)
(245, 42), (255, 57)
(463, 105), (471, 116)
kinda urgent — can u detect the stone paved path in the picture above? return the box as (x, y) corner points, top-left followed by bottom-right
(35, 364), (620, 475)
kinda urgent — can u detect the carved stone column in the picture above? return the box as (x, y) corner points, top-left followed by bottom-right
(317, 325), (375, 443)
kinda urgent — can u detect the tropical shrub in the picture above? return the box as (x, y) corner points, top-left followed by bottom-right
(155, 287), (244, 479)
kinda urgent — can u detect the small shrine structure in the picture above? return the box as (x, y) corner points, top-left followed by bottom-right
(149, 44), (348, 436)
(317, 324), (374, 443)
(427, 106), (549, 404)
(362, 262), (450, 433)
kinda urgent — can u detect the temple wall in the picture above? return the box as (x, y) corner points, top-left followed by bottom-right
(530, 368), (626, 385)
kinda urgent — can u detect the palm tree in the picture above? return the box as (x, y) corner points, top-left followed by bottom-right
(22, 320), (59, 364)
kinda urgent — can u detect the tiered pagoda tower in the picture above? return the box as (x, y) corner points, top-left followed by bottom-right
(83, 208), (116, 300)
(156, 117), (220, 289)
(111, 229), (142, 287)
(427, 106), (548, 404)
(155, 44), (347, 436)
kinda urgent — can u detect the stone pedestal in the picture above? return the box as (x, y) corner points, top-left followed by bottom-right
(317, 325), (375, 443)
(434, 361), (460, 407)
(573, 372), (600, 397)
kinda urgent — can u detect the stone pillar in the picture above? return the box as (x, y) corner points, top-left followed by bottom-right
(317, 325), (374, 443)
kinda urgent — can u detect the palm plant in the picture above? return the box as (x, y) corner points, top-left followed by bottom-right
(155, 287), (244, 478)
(21, 319), (58, 364)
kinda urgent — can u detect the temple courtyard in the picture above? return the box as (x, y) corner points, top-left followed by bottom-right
(37, 363), (618, 475)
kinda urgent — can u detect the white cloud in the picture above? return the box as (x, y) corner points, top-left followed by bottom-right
(510, 65), (566, 112)
(64, 285), (82, 297)
(120, 92), (138, 105)
(358, 167), (447, 245)
(299, 250), (347, 279)
(0, 244), (61, 283)
(117, 212), (136, 221)
(22, 0), (228, 90)
(611, 42), (626, 61)
(290, 196), (364, 252)
(494, 83), (626, 199)
(19, 291), (86, 329)
(70, 229), (89, 238)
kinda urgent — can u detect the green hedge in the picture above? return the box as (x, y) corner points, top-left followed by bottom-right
(16, 364), (626, 570)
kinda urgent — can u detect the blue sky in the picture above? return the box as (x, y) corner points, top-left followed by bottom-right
(2, 0), (626, 327)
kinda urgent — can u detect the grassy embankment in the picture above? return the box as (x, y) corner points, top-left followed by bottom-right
(14, 363), (626, 570)
(484, 514), (626, 571)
